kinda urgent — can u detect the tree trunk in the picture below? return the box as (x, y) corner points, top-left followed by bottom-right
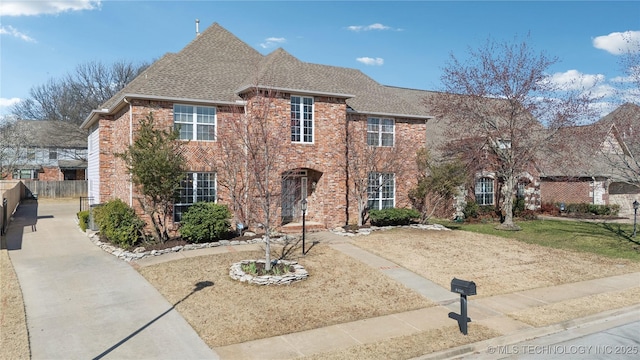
(496, 175), (521, 231)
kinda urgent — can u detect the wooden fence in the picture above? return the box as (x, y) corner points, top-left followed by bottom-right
(21, 180), (87, 199)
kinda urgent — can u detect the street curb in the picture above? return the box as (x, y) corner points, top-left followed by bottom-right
(413, 303), (640, 360)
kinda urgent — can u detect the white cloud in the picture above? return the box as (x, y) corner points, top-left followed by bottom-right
(547, 70), (605, 90)
(592, 30), (640, 55)
(0, 0), (101, 16)
(347, 23), (393, 32)
(356, 57), (384, 66)
(0, 97), (21, 115)
(259, 37), (286, 49)
(0, 25), (36, 42)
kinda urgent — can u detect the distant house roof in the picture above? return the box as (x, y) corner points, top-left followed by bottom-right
(16, 120), (87, 148)
(536, 103), (640, 179)
(82, 23), (432, 129)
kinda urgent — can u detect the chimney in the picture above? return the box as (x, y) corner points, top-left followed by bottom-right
(195, 19), (200, 37)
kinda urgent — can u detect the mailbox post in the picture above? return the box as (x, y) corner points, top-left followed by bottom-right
(450, 278), (476, 335)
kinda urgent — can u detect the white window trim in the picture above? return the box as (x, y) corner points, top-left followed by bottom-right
(475, 177), (494, 206)
(174, 104), (217, 142)
(173, 172), (217, 222)
(290, 95), (314, 144)
(368, 172), (396, 210)
(367, 117), (395, 147)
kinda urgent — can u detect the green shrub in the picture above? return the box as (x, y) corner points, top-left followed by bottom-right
(463, 200), (479, 219)
(77, 210), (90, 232)
(369, 208), (420, 226)
(93, 199), (145, 249)
(179, 202), (231, 243)
(564, 203), (619, 216)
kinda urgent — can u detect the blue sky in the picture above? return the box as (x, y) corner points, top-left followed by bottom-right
(1, 1), (639, 117)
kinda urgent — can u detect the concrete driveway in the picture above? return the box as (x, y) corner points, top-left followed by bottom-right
(5, 199), (218, 359)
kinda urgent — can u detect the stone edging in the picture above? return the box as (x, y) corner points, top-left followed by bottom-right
(86, 232), (294, 262)
(229, 259), (309, 285)
(330, 223), (451, 236)
(86, 223), (450, 261)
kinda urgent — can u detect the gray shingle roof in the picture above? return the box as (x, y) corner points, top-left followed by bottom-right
(16, 120), (87, 148)
(96, 23), (433, 120)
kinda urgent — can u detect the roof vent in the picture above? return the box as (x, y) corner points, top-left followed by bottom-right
(195, 19), (200, 37)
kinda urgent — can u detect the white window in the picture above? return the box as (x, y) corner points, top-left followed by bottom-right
(174, 172), (216, 222)
(367, 117), (394, 147)
(368, 172), (395, 210)
(174, 105), (216, 141)
(475, 177), (494, 206)
(291, 96), (314, 143)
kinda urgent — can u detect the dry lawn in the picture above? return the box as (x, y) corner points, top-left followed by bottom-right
(299, 324), (501, 360)
(352, 228), (640, 297)
(0, 249), (30, 360)
(138, 243), (433, 347)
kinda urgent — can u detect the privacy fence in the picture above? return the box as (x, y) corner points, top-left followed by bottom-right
(21, 180), (88, 199)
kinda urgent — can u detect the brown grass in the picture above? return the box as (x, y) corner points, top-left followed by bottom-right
(0, 249), (30, 360)
(509, 287), (640, 327)
(138, 244), (433, 347)
(299, 324), (501, 360)
(352, 228), (640, 297)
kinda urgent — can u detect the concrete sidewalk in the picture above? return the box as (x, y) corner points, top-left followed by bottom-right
(5, 199), (218, 359)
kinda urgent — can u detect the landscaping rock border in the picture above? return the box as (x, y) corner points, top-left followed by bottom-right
(229, 259), (309, 285)
(330, 223), (451, 236)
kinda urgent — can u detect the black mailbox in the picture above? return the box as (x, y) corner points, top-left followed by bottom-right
(451, 278), (476, 296)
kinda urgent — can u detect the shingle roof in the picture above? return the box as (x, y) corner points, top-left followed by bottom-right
(16, 120), (87, 148)
(94, 23), (433, 123)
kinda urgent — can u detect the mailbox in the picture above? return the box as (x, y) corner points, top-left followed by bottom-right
(451, 278), (476, 296)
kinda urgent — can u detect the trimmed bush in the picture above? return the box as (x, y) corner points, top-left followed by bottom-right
(564, 203), (619, 216)
(77, 210), (90, 232)
(179, 202), (231, 243)
(369, 208), (420, 226)
(463, 200), (480, 219)
(93, 199), (145, 249)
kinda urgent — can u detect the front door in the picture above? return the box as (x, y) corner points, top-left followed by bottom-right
(281, 175), (307, 224)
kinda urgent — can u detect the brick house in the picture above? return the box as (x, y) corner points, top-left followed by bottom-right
(3, 120), (87, 181)
(80, 23), (431, 230)
(537, 103), (640, 216)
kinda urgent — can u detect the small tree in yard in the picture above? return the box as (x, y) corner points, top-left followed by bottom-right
(118, 112), (186, 243)
(409, 148), (467, 223)
(428, 36), (598, 230)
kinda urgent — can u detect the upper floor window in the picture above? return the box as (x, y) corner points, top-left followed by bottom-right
(49, 149), (57, 160)
(368, 172), (395, 210)
(475, 177), (494, 206)
(174, 172), (217, 222)
(291, 96), (314, 143)
(174, 105), (216, 141)
(367, 118), (394, 147)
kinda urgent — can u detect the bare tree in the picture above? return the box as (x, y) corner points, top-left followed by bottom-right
(0, 116), (28, 179)
(12, 60), (149, 125)
(429, 36), (598, 230)
(233, 87), (291, 271)
(346, 117), (410, 226)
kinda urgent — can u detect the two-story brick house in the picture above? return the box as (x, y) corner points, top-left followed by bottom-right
(81, 23), (431, 230)
(3, 120), (87, 181)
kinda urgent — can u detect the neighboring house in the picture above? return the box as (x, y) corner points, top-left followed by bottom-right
(81, 23), (431, 230)
(537, 103), (640, 215)
(2, 120), (87, 181)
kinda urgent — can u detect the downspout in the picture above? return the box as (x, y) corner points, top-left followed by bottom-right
(591, 176), (596, 205)
(124, 97), (133, 206)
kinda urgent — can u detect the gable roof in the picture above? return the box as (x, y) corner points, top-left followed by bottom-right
(596, 102), (640, 156)
(82, 23), (432, 129)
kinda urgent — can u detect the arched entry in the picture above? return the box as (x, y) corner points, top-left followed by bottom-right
(281, 168), (322, 224)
